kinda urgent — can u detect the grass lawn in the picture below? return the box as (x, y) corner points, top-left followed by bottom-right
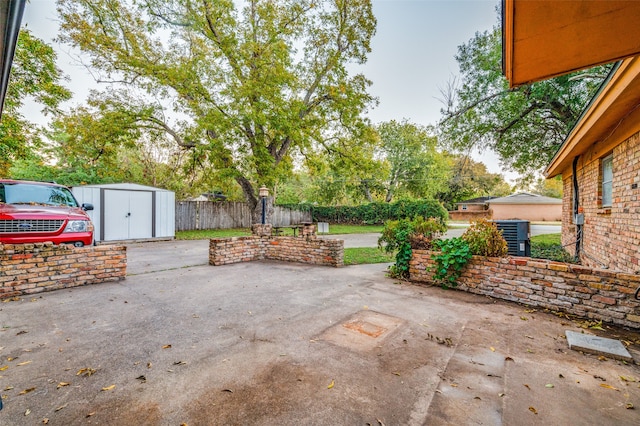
(176, 228), (252, 239)
(530, 233), (575, 263)
(344, 247), (394, 265)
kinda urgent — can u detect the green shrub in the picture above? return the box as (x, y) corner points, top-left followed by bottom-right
(378, 218), (414, 278)
(279, 199), (448, 225)
(409, 216), (448, 250)
(431, 238), (472, 288)
(378, 216), (447, 278)
(461, 219), (508, 257)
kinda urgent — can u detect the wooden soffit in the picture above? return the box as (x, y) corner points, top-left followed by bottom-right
(545, 57), (640, 178)
(503, 0), (640, 88)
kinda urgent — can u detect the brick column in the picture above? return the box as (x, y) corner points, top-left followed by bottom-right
(251, 223), (272, 236)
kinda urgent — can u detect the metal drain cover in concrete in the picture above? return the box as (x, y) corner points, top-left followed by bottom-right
(320, 310), (403, 351)
(566, 330), (633, 361)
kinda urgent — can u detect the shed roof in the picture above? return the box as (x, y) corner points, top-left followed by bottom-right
(74, 183), (173, 192)
(488, 192), (562, 205)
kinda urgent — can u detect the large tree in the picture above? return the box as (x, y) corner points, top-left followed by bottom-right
(439, 27), (609, 175)
(0, 30), (71, 175)
(57, 0), (376, 218)
(376, 120), (449, 203)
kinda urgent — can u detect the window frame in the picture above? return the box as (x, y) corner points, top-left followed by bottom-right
(601, 154), (613, 208)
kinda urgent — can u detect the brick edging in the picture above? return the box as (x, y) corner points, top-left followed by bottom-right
(209, 236), (344, 267)
(410, 250), (640, 329)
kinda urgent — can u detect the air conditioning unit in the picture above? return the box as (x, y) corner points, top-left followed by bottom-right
(493, 220), (530, 256)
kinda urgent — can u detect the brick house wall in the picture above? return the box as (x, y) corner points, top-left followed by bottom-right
(562, 130), (640, 273)
(209, 236), (344, 267)
(410, 251), (640, 329)
(1, 243), (127, 299)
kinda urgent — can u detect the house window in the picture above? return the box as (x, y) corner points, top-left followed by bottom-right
(601, 154), (613, 208)
(462, 204), (468, 210)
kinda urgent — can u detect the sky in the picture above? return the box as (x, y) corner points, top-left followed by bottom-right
(21, 0), (511, 179)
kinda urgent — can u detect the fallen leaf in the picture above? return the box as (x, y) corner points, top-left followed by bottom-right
(620, 375), (637, 382)
(4, 386), (13, 391)
(162, 344), (172, 349)
(392, 372), (400, 376)
(42, 418), (49, 424)
(597, 356), (607, 361)
(559, 374), (565, 379)
(525, 335), (534, 339)
(529, 406), (538, 415)
(0, 366), (8, 371)
(505, 357), (514, 362)
(25, 409), (31, 416)
(451, 383), (458, 387)
(490, 347), (495, 352)
(86, 412), (95, 418)
(327, 379), (335, 389)
(136, 375), (147, 382)
(101, 385), (115, 391)
(55, 403), (68, 412)
(16, 330), (27, 335)
(221, 389), (233, 393)
(599, 383), (618, 391)
(57, 382), (70, 389)
(377, 418), (385, 426)
(474, 396), (481, 400)
(499, 393), (505, 397)
(7, 357), (15, 361)
(524, 384), (530, 390)
(17, 361), (32, 366)
(173, 361), (186, 365)
(147, 362), (152, 369)
(520, 316), (528, 321)
(626, 402), (634, 409)
(76, 367), (97, 377)
(594, 375), (606, 381)
(545, 384), (554, 388)
(19, 387), (36, 395)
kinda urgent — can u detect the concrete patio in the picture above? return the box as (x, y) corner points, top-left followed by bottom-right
(0, 239), (638, 425)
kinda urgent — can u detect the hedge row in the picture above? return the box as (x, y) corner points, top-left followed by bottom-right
(277, 200), (448, 225)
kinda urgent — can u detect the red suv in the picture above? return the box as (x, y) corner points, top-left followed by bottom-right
(0, 179), (94, 246)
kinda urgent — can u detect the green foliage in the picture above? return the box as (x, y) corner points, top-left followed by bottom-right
(378, 218), (414, 278)
(305, 199), (448, 225)
(431, 238), (472, 288)
(530, 233), (575, 263)
(58, 0), (377, 211)
(435, 154), (512, 210)
(409, 216), (448, 250)
(378, 215), (447, 278)
(375, 120), (450, 202)
(461, 219), (508, 257)
(439, 26), (610, 176)
(0, 30), (71, 175)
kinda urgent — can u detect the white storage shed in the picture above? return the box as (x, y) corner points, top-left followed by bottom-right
(72, 183), (175, 243)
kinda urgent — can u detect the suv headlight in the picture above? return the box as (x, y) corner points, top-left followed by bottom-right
(63, 220), (94, 233)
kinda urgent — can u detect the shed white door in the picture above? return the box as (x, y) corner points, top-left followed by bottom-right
(103, 190), (153, 241)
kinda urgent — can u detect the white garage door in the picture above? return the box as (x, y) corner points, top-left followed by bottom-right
(104, 190), (153, 241)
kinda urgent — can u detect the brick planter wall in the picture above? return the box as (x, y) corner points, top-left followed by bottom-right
(0, 243), (127, 299)
(209, 236), (344, 267)
(410, 250), (640, 329)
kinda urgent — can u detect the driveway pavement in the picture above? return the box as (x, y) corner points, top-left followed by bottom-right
(2, 236), (639, 425)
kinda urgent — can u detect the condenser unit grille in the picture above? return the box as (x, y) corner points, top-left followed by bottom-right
(494, 220), (530, 256)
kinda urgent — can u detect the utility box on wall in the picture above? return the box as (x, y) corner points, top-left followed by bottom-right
(493, 220), (530, 256)
(72, 183), (175, 244)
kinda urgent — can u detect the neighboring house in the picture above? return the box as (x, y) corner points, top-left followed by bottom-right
(455, 196), (495, 212)
(487, 192), (562, 222)
(503, 1), (640, 272)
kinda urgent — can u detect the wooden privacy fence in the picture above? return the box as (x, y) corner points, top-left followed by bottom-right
(175, 201), (312, 231)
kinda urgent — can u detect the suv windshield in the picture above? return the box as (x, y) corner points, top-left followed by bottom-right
(0, 183), (79, 207)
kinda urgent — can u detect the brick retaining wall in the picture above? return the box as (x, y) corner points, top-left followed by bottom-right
(410, 250), (640, 329)
(209, 236), (344, 267)
(1, 243), (127, 299)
